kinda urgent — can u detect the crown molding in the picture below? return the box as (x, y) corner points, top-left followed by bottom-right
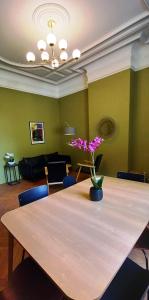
(144, 0), (149, 9)
(0, 68), (58, 98)
(131, 42), (149, 70)
(58, 45), (132, 97)
(58, 42), (149, 97)
(58, 73), (88, 98)
(1, 42), (149, 99)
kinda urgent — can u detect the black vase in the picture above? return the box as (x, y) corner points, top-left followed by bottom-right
(90, 187), (103, 201)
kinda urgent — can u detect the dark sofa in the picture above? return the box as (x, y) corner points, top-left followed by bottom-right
(18, 152), (71, 181)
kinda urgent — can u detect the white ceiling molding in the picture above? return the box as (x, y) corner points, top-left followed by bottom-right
(58, 73), (88, 98)
(144, 0), (149, 9)
(58, 42), (149, 97)
(0, 68), (58, 98)
(1, 41), (149, 99)
(131, 41), (149, 70)
(85, 45), (132, 84)
(140, 25), (149, 43)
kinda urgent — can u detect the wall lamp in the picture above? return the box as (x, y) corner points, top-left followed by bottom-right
(64, 123), (76, 136)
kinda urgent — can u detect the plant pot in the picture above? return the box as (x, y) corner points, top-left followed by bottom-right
(90, 186), (103, 201)
(8, 161), (15, 166)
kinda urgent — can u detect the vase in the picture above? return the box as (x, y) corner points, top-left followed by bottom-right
(90, 186), (103, 201)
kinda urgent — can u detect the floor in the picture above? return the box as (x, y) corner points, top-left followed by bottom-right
(0, 173), (148, 298)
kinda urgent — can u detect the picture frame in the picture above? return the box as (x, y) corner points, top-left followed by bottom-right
(29, 122), (45, 144)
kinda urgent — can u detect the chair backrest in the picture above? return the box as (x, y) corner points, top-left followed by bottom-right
(46, 161), (67, 184)
(63, 175), (77, 188)
(100, 257), (149, 300)
(18, 184), (48, 206)
(95, 154), (103, 172)
(117, 171), (145, 182)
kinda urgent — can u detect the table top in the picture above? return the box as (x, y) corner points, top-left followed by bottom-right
(1, 177), (149, 300)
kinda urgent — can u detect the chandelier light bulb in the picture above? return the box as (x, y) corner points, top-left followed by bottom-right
(47, 33), (56, 46)
(51, 59), (59, 68)
(26, 52), (35, 62)
(72, 49), (81, 60)
(41, 51), (49, 61)
(60, 50), (68, 61)
(37, 40), (46, 51)
(58, 39), (67, 50)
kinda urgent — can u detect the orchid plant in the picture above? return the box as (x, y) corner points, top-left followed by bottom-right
(4, 153), (15, 164)
(69, 137), (104, 189)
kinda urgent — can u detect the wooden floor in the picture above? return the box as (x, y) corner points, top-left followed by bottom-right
(0, 174), (148, 298)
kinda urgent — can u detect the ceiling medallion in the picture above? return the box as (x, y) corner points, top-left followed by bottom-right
(32, 3), (70, 33)
(26, 3), (80, 69)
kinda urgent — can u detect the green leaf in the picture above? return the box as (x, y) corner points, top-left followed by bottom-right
(91, 175), (104, 189)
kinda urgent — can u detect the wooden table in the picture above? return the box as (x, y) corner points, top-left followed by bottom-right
(1, 177), (149, 300)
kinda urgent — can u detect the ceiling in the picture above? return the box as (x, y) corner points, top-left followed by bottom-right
(0, 0), (149, 87)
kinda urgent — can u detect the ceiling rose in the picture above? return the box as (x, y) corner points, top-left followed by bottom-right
(32, 3), (70, 34)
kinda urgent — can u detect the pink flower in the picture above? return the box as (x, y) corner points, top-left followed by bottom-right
(69, 136), (104, 153)
(69, 136), (104, 188)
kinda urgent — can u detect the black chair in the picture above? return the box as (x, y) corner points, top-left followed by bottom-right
(0, 257), (63, 300)
(117, 171), (149, 269)
(76, 154), (103, 181)
(135, 226), (149, 270)
(100, 257), (149, 300)
(18, 184), (49, 206)
(18, 185), (49, 260)
(117, 171), (145, 182)
(63, 175), (77, 188)
(45, 161), (67, 186)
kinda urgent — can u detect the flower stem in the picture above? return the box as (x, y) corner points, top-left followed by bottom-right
(91, 152), (96, 178)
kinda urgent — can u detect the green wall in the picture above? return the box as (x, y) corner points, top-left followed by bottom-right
(59, 90), (89, 167)
(0, 88), (61, 183)
(0, 67), (149, 183)
(88, 70), (132, 176)
(59, 67), (149, 179)
(130, 68), (149, 176)
(59, 70), (132, 177)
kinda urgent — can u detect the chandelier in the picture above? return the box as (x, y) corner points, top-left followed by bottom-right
(26, 19), (81, 69)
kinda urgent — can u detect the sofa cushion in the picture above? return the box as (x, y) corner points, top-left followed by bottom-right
(44, 152), (58, 163)
(56, 154), (71, 164)
(23, 155), (45, 167)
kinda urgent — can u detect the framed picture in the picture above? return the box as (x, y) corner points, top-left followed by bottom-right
(29, 122), (45, 144)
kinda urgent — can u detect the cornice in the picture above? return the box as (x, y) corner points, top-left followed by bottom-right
(0, 68), (58, 98)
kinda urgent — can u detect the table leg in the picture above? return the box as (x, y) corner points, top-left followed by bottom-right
(76, 166), (82, 181)
(8, 232), (14, 280)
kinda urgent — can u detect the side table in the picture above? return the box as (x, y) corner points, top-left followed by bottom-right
(4, 163), (21, 185)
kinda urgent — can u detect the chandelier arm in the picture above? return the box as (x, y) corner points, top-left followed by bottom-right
(51, 47), (55, 58)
